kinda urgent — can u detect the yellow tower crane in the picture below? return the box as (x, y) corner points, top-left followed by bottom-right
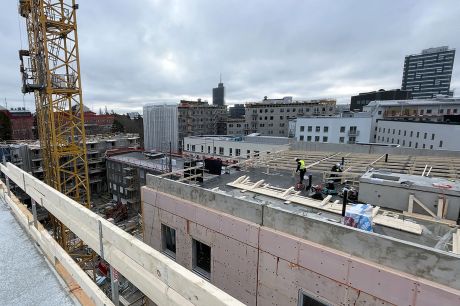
(18, 0), (92, 265)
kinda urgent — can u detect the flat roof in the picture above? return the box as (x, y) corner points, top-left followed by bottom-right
(201, 166), (452, 248)
(108, 151), (184, 172)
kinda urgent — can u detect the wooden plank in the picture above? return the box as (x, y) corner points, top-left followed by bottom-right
(252, 180), (265, 189)
(320, 195), (332, 206)
(372, 207), (380, 218)
(228, 180), (423, 235)
(437, 198), (444, 218)
(452, 230), (460, 254)
(402, 211), (457, 226)
(408, 195), (414, 213)
(373, 215), (422, 235)
(281, 187), (295, 198)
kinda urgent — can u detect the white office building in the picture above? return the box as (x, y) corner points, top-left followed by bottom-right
(183, 135), (291, 159)
(375, 120), (460, 151)
(292, 114), (373, 144)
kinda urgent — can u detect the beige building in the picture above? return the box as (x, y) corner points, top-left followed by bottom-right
(245, 96), (336, 136)
(178, 99), (227, 145)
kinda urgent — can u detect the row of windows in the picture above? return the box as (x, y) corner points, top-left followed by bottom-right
(299, 125), (356, 133)
(379, 108), (458, 116)
(259, 123), (285, 127)
(299, 135), (356, 144)
(378, 128), (436, 140)
(252, 107), (334, 114)
(227, 123), (244, 128)
(378, 137), (443, 149)
(186, 144), (260, 158)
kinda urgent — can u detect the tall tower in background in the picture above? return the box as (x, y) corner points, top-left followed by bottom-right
(212, 74), (225, 106)
(401, 46), (456, 99)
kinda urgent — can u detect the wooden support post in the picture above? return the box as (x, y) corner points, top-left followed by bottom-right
(408, 194), (414, 213)
(453, 230), (459, 254)
(437, 198), (445, 218)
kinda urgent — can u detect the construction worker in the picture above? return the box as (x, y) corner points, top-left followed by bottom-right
(331, 162), (343, 182)
(295, 158), (306, 184)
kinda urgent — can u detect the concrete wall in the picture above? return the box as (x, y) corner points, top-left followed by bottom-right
(143, 190), (259, 306)
(142, 179), (460, 305)
(359, 171), (460, 220)
(291, 141), (460, 157)
(145, 175), (263, 224)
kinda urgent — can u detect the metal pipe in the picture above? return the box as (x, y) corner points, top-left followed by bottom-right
(110, 265), (120, 306)
(342, 190), (348, 218)
(31, 199), (38, 229)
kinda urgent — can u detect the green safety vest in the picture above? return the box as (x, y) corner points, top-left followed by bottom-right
(299, 160), (306, 170)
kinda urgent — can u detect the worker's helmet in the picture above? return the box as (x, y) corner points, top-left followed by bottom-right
(336, 163), (341, 167)
(295, 158), (300, 162)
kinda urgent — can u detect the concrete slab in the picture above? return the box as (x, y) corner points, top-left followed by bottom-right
(0, 199), (75, 306)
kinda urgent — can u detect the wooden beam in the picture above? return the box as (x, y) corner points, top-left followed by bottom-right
(227, 180), (422, 235)
(411, 194), (437, 218)
(453, 230), (459, 254)
(178, 173), (203, 182)
(281, 187), (295, 198)
(320, 195), (332, 206)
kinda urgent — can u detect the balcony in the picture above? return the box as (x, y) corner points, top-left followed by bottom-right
(347, 130), (360, 136)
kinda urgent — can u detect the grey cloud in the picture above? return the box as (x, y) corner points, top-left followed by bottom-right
(1, 0), (459, 114)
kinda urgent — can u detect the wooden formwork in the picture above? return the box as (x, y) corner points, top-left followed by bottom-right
(254, 150), (460, 180)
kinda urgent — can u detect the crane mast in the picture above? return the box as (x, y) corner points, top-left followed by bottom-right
(18, 0), (91, 257)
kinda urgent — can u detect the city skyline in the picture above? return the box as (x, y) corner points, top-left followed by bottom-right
(1, 0), (460, 114)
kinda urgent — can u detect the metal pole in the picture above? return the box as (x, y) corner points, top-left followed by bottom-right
(341, 157), (344, 166)
(110, 265), (119, 306)
(169, 141), (172, 173)
(31, 199), (38, 229)
(307, 174), (312, 191)
(341, 190), (348, 223)
(2, 156), (11, 197)
(385, 153), (388, 163)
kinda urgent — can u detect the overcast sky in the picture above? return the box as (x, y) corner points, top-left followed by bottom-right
(1, 0), (459, 114)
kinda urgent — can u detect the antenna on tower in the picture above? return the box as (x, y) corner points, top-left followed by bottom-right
(219, 72), (222, 83)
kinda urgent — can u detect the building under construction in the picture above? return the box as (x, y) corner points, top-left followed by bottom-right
(1, 0), (459, 305)
(141, 142), (460, 305)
